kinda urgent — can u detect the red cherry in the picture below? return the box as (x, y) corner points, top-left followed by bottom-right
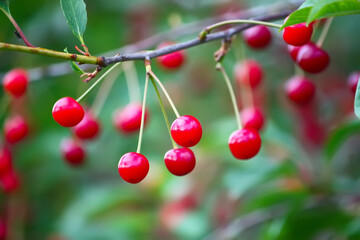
(72, 111), (100, 140)
(171, 115), (202, 147)
(287, 45), (301, 61)
(234, 59), (263, 89)
(283, 21), (313, 46)
(52, 97), (84, 127)
(118, 152), (149, 184)
(241, 107), (265, 131)
(0, 170), (20, 193)
(61, 138), (85, 166)
(3, 68), (28, 98)
(243, 25), (272, 49)
(4, 115), (29, 144)
(347, 71), (360, 94)
(156, 42), (186, 70)
(164, 147), (196, 176)
(296, 42), (330, 74)
(113, 103), (149, 134)
(0, 147), (12, 175)
(0, 218), (6, 240)
(228, 128), (261, 160)
(284, 76), (316, 105)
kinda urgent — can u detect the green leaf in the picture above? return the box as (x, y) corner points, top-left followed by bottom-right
(64, 48), (85, 74)
(0, 0), (10, 14)
(280, 7), (312, 30)
(60, 0), (87, 44)
(354, 74), (360, 119)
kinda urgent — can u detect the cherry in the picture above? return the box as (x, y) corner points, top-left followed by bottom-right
(347, 71), (360, 94)
(3, 68), (28, 98)
(241, 107), (265, 131)
(118, 152), (149, 184)
(113, 103), (149, 134)
(171, 115), (202, 147)
(0, 170), (20, 193)
(4, 115), (29, 144)
(296, 42), (330, 74)
(234, 59), (263, 89)
(52, 97), (84, 127)
(283, 21), (313, 46)
(243, 25), (272, 49)
(61, 138), (85, 166)
(228, 128), (261, 160)
(0, 147), (12, 175)
(72, 111), (100, 140)
(284, 76), (316, 105)
(287, 45), (301, 61)
(156, 41), (186, 70)
(164, 147), (196, 176)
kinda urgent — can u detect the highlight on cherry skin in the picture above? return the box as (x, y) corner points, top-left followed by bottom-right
(243, 25), (272, 49)
(3, 68), (29, 98)
(171, 115), (202, 147)
(234, 59), (263, 89)
(296, 42), (330, 74)
(241, 107), (265, 131)
(282, 18), (313, 46)
(164, 147), (196, 176)
(113, 103), (149, 134)
(52, 97), (85, 127)
(228, 128), (262, 160)
(118, 152), (150, 184)
(61, 138), (86, 166)
(72, 111), (100, 140)
(156, 41), (186, 70)
(4, 115), (29, 144)
(284, 76), (316, 106)
(347, 71), (360, 94)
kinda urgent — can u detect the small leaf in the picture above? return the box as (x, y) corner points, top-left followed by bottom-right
(306, 0), (360, 24)
(0, 0), (10, 15)
(354, 74), (360, 119)
(64, 48), (85, 74)
(60, 0), (87, 44)
(280, 7), (312, 30)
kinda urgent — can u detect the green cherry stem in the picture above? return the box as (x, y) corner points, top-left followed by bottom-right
(136, 71), (150, 154)
(123, 61), (141, 103)
(217, 62), (242, 129)
(76, 62), (121, 103)
(150, 77), (177, 149)
(316, 17), (333, 48)
(148, 70), (181, 118)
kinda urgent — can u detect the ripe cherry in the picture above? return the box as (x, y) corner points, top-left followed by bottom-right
(3, 68), (28, 98)
(0, 170), (20, 193)
(4, 115), (29, 144)
(72, 111), (100, 140)
(61, 138), (85, 166)
(284, 76), (316, 105)
(0, 147), (12, 175)
(171, 115), (202, 147)
(118, 152), (149, 184)
(156, 41), (186, 70)
(228, 128), (261, 160)
(241, 107), (265, 131)
(234, 59), (263, 89)
(52, 97), (84, 127)
(113, 103), (149, 134)
(296, 42), (330, 74)
(164, 147), (196, 176)
(287, 45), (301, 61)
(347, 71), (360, 94)
(243, 25), (272, 49)
(283, 21), (313, 46)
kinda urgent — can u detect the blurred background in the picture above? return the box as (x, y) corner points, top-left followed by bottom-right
(1, 0), (360, 239)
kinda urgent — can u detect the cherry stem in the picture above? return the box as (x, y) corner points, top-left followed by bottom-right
(123, 61), (141, 103)
(217, 62), (242, 129)
(76, 62), (121, 103)
(136, 71), (150, 154)
(6, 13), (35, 48)
(148, 70), (181, 118)
(316, 17), (333, 48)
(150, 77), (177, 149)
(199, 19), (282, 40)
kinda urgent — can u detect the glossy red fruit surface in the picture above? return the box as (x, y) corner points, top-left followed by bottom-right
(4, 115), (29, 144)
(118, 152), (149, 184)
(287, 45), (301, 61)
(296, 42), (330, 74)
(241, 107), (265, 131)
(283, 22), (313, 46)
(0, 170), (19, 193)
(284, 76), (316, 105)
(347, 71), (360, 94)
(0, 147), (12, 175)
(228, 128), (261, 160)
(73, 111), (100, 140)
(243, 25), (272, 49)
(171, 115), (202, 147)
(157, 42), (186, 70)
(234, 59), (263, 89)
(3, 68), (28, 98)
(164, 147), (196, 176)
(61, 138), (85, 166)
(52, 97), (84, 127)
(113, 103), (149, 134)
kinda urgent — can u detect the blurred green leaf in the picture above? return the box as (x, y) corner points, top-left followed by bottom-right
(60, 0), (87, 44)
(354, 74), (360, 119)
(64, 47), (85, 74)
